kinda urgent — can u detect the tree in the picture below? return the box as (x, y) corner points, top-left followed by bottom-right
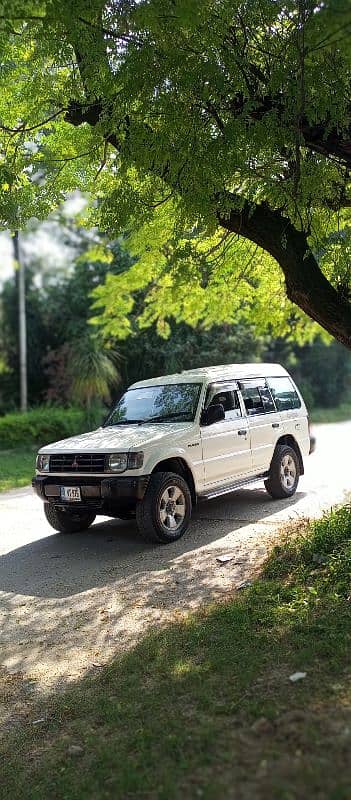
(0, 1), (351, 345)
(0, 234), (130, 409)
(0, 267), (48, 410)
(118, 321), (267, 388)
(67, 335), (120, 408)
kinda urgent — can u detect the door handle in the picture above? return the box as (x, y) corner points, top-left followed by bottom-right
(238, 429), (248, 436)
(272, 422), (280, 429)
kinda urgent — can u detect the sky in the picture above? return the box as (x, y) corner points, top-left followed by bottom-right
(0, 232), (13, 282)
(0, 192), (87, 286)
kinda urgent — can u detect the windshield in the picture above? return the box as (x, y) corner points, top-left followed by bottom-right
(104, 383), (202, 426)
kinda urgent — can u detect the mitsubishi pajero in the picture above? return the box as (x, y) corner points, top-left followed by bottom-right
(33, 363), (311, 543)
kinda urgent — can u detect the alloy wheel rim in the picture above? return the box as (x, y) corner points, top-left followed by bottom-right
(280, 454), (297, 489)
(159, 485), (186, 531)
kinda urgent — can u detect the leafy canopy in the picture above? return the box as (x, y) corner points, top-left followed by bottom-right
(0, 1), (350, 341)
(91, 212), (323, 343)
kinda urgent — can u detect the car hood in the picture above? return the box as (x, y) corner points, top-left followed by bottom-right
(39, 422), (195, 454)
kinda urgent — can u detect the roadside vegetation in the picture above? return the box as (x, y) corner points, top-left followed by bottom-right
(1, 505), (351, 799)
(0, 406), (96, 450)
(0, 448), (36, 493)
(0, 406), (104, 492)
(311, 404), (351, 424)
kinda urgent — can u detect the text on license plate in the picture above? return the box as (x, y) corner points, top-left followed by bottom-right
(61, 486), (81, 502)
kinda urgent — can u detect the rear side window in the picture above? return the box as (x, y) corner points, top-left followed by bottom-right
(239, 380), (275, 415)
(267, 377), (301, 411)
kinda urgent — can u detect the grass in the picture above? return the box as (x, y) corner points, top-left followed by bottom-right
(0, 447), (36, 492)
(311, 402), (351, 423)
(1, 506), (351, 799)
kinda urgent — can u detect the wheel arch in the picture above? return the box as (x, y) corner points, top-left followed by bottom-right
(273, 435), (304, 475)
(152, 457), (197, 504)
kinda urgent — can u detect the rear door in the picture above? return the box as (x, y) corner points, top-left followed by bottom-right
(238, 379), (282, 472)
(267, 375), (310, 458)
(200, 382), (253, 487)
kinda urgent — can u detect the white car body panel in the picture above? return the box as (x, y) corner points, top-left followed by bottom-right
(247, 410), (283, 472)
(39, 421), (196, 455)
(280, 404), (310, 459)
(200, 417), (253, 486)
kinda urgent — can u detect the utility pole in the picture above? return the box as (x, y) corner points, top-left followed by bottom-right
(14, 231), (27, 412)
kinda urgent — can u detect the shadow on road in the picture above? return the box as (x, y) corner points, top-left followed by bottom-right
(0, 485), (309, 686)
(0, 487), (305, 600)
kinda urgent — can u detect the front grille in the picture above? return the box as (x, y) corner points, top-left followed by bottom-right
(49, 453), (106, 473)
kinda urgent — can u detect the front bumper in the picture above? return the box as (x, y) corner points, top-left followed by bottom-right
(32, 474), (150, 513)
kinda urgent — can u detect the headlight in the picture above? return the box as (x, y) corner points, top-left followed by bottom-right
(36, 454), (50, 472)
(108, 453), (128, 473)
(108, 452), (144, 472)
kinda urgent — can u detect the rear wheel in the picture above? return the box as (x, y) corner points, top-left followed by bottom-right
(265, 445), (299, 499)
(136, 471), (192, 544)
(44, 503), (96, 533)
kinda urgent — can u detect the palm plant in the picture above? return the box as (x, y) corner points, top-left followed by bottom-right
(69, 336), (120, 410)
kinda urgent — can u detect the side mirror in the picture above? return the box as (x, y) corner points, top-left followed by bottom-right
(201, 403), (225, 426)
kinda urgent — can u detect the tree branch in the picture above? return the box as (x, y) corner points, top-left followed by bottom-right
(226, 93), (351, 169)
(217, 193), (351, 349)
(0, 108), (67, 135)
(77, 16), (143, 47)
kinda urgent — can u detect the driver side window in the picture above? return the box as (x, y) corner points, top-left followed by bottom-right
(209, 390), (242, 420)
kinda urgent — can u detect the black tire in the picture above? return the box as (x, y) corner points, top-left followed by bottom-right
(265, 444), (300, 499)
(44, 503), (96, 533)
(136, 471), (192, 544)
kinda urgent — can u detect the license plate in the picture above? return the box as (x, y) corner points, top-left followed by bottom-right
(61, 486), (81, 502)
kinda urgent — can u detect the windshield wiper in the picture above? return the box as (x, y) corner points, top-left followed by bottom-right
(104, 419), (143, 427)
(146, 412), (191, 423)
(105, 413), (192, 426)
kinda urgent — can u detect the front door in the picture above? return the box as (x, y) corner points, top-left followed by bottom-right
(200, 384), (253, 487)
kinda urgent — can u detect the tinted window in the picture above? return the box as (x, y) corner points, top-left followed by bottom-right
(240, 381), (275, 415)
(259, 386), (275, 413)
(209, 390), (242, 420)
(267, 377), (301, 411)
(240, 385), (265, 415)
(105, 383), (202, 425)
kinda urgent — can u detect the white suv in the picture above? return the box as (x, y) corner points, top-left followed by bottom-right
(33, 363), (311, 543)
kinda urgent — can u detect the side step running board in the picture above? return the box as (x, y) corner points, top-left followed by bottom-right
(199, 473), (268, 501)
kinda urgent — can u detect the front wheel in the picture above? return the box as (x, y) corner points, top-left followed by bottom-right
(44, 503), (96, 533)
(136, 471), (192, 544)
(264, 445), (300, 499)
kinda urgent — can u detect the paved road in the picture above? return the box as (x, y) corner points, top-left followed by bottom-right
(0, 422), (350, 695)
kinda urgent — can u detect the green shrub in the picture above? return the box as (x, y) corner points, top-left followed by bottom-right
(264, 505), (351, 597)
(310, 403), (351, 423)
(0, 405), (104, 450)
